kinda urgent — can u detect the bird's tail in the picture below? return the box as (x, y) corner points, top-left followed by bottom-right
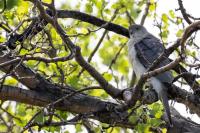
(160, 86), (172, 126)
(150, 78), (172, 126)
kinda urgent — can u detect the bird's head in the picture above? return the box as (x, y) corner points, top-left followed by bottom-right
(129, 24), (148, 39)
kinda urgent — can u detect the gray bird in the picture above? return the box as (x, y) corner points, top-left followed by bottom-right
(128, 24), (173, 125)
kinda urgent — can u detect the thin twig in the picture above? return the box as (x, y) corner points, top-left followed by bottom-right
(78, 29), (108, 77)
(140, 0), (151, 25)
(108, 43), (126, 69)
(78, 9), (119, 77)
(8, 17), (37, 36)
(75, 46), (122, 98)
(177, 0), (192, 24)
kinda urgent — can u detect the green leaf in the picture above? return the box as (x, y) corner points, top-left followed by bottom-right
(149, 3), (155, 12)
(16, 104), (27, 117)
(19, 49), (29, 55)
(49, 63), (60, 75)
(38, 62), (47, 72)
(111, 2), (121, 9)
(75, 124), (82, 132)
(33, 112), (44, 123)
(103, 72), (113, 81)
(117, 56), (129, 75)
(4, 77), (18, 86)
(162, 128), (167, 133)
(176, 29), (183, 37)
(26, 60), (38, 68)
(6, 0), (18, 9)
(68, 75), (79, 87)
(90, 89), (105, 97)
(85, 3), (93, 13)
(106, 127), (120, 133)
(155, 111), (163, 119)
(162, 13), (168, 23)
(0, 36), (6, 42)
(56, 111), (69, 120)
(177, 18), (182, 24)
(128, 115), (138, 123)
(43, 0), (51, 3)
(16, 0), (29, 15)
(48, 126), (61, 132)
(0, 0), (4, 9)
(169, 10), (175, 18)
(149, 118), (163, 127)
(0, 124), (7, 132)
(161, 30), (169, 39)
(137, 123), (149, 133)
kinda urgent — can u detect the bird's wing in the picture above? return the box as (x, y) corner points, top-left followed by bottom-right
(134, 34), (173, 83)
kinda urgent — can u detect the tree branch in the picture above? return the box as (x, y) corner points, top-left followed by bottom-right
(0, 85), (133, 128)
(140, 0), (150, 25)
(56, 10), (129, 37)
(75, 46), (122, 99)
(177, 0), (192, 24)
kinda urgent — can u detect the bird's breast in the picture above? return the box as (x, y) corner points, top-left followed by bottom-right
(128, 40), (146, 79)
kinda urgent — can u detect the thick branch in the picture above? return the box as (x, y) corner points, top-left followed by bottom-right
(56, 10), (129, 37)
(180, 21), (200, 53)
(142, 85), (200, 117)
(0, 85), (107, 113)
(4, 9), (129, 49)
(0, 51), (40, 90)
(0, 85), (133, 128)
(170, 85), (200, 116)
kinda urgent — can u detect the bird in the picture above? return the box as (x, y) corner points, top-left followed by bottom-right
(127, 24), (173, 125)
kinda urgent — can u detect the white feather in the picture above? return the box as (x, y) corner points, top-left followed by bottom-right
(128, 39), (146, 78)
(128, 38), (163, 94)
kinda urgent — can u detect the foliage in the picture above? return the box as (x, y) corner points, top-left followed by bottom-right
(0, 0), (200, 132)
